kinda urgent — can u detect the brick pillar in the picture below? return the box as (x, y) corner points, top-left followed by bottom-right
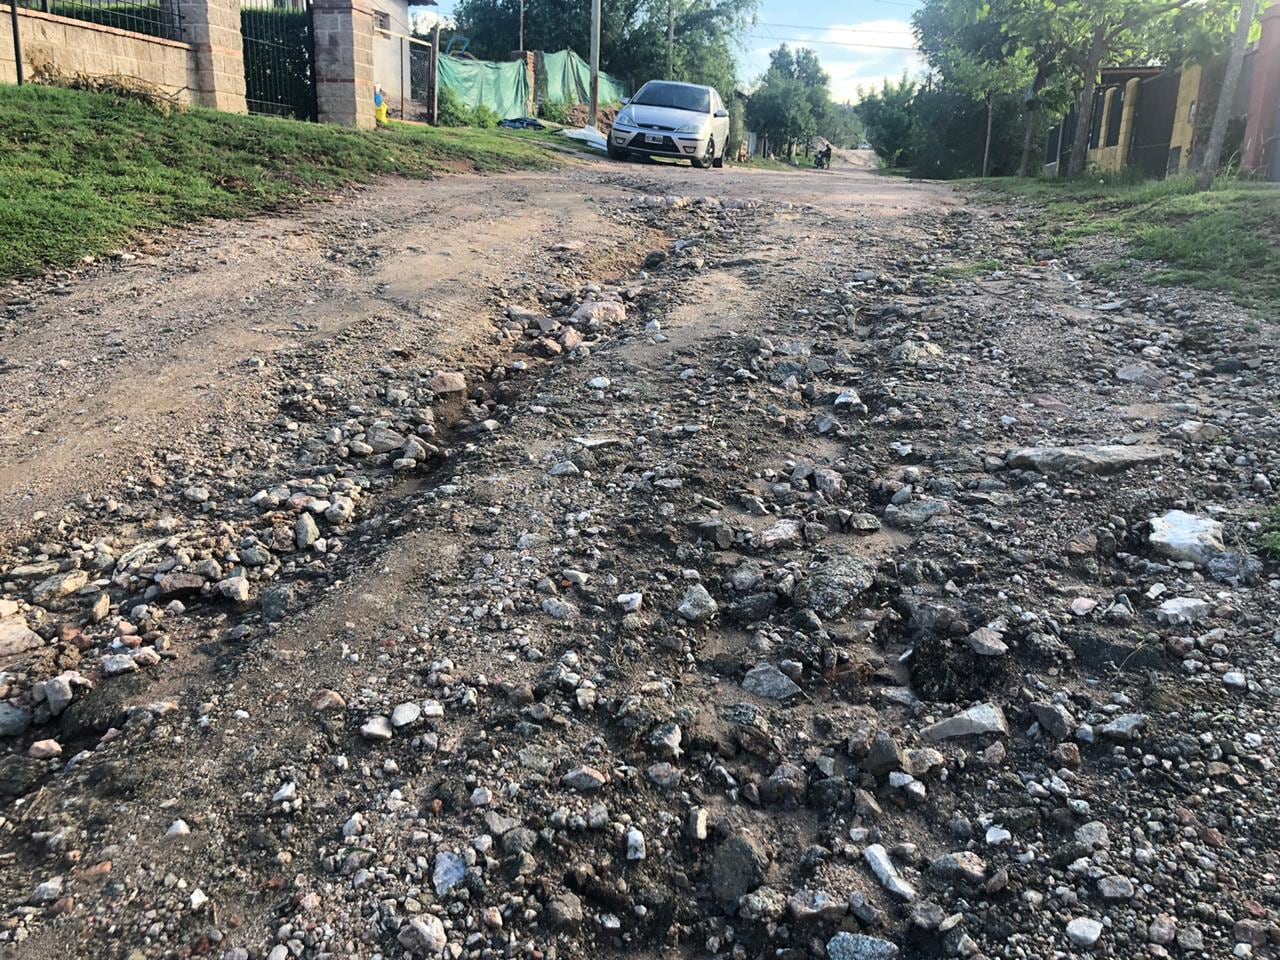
(511, 49), (536, 116)
(1243, 4), (1280, 174)
(179, 0), (247, 113)
(313, 0), (375, 129)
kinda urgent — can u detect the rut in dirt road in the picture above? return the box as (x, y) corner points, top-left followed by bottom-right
(1, 160), (1278, 960)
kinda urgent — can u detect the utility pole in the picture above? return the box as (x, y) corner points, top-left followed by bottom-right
(588, 0), (600, 128)
(666, 0), (673, 77)
(518, 0), (524, 51)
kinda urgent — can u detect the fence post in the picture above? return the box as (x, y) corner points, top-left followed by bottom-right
(1243, 4), (1280, 175)
(312, 0), (375, 128)
(179, 0), (248, 112)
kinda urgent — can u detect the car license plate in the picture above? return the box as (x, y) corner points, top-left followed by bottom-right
(646, 134), (662, 144)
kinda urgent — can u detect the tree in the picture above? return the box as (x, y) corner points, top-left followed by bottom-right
(747, 66), (815, 159)
(855, 75), (918, 167)
(451, 0), (758, 97)
(1004, 0), (1225, 177)
(1195, 0), (1258, 190)
(914, 0), (1036, 176)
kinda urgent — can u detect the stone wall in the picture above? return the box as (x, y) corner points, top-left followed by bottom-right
(0, 6), (203, 103)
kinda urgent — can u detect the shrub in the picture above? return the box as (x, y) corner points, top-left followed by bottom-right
(470, 105), (500, 129)
(437, 85), (474, 127)
(539, 100), (572, 124)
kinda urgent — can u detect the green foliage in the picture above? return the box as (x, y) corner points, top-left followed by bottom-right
(539, 100), (573, 124)
(453, 0), (757, 97)
(0, 84), (557, 280)
(240, 8), (315, 120)
(436, 84), (475, 126)
(910, 86), (1030, 178)
(470, 105), (501, 128)
(1259, 509), (1280, 560)
(747, 44), (863, 158)
(855, 75), (917, 167)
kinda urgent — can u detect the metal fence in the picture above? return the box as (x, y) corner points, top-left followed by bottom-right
(16, 0), (182, 42)
(240, 0), (316, 120)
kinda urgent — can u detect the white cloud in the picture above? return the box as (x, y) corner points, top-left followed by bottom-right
(741, 18), (927, 103)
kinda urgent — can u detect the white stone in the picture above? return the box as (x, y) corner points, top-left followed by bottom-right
(1067, 917), (1104, 949)
(1148, 510), (1225, 566)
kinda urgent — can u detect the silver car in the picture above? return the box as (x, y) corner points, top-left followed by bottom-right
(608, 81), (730, 169)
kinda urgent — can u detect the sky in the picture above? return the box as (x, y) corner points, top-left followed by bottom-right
(415, 0), (926, 104)
(742, 0), (925, 102)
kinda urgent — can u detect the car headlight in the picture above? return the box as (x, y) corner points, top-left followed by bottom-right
(676, 120), (708, 135)
(615, 108), (635, 126)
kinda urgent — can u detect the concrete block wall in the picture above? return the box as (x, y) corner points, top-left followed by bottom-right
(178, 0), (246, 112)
(314, 0), (375, 128)
(3, 0), (379, 129)
(0, 5), (201, 101)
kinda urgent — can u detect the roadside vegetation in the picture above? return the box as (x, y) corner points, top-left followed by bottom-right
(973, 175), (1280, 308)
(1260, 507), (1280, 560)
(0, 84), (557, 279)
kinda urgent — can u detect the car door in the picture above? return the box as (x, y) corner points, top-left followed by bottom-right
(712, 91), (730, 153)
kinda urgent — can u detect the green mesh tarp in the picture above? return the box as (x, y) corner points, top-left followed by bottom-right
(539, 49), (627, 107)
(437, 55), (530, 120)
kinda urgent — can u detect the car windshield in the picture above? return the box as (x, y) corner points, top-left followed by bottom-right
(632, 82), (710, 113)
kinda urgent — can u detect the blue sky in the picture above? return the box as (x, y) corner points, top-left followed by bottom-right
(414, 0), (925, 103)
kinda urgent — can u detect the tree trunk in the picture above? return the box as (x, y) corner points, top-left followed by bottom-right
(1195, 0), (1257, 191)
(1018, 107), (1037, 177)
(982, 92), (995, 177)
(1069, 24), (1108, 177)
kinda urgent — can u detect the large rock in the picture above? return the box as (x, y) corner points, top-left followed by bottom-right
(742, 663), (801, 700)
(827, 933), (900, 960)
(0, 702), (33, 737)
(32, 570), (88, 604)
(863, 843), (916, 900)
(0, 616), (42, 659)
(676, 584), (718, 623)
(1006, 444), (1173, 476)
(397, 915), (447, 955)
(1148, 510), (1225, 566)
(800, 554), (876, 619)
(709, 834), (769, 911)
(921, 702), (1008, 741)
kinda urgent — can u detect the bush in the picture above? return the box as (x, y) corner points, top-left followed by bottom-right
(437, 85), (474, 127)
(470, 105), (500, 129)
(909, 88), (1031, 179)
(539, 100), (572, 124)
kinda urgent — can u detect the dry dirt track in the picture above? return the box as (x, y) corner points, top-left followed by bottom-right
(0, 156), (948, 547)
(1, 152), (1278, 960)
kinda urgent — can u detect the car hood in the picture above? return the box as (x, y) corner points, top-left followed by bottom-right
(622, 103), (706, 130)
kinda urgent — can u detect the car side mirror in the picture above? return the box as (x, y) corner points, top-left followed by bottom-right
(714, 109), (728, 118)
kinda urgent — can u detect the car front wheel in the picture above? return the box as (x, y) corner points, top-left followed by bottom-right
(692, 138), (714, 169)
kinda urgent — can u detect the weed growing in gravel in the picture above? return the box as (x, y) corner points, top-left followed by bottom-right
(1259, 508), (1280, 560)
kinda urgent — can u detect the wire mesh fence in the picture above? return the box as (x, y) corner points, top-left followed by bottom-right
(17, 0), (182, 42)
(240, 0), (316, 120)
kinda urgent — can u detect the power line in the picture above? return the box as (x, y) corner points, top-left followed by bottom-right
(757, 22), (915, 36)
(744, 34), (918, 51)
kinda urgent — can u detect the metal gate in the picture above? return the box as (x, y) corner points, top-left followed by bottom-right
(1130, 70), (1180, 179)
(240, 0), (318, 121)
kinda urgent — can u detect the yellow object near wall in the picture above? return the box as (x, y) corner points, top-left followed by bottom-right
(1168, 64), (1203, 174)
(1087, 78), (1141, 173)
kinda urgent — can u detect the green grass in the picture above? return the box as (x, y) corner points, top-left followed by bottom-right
(935, 257), (1004, 280)
(0, 84), (558, 279)
(968, 174), (1280, 309)
(1259, 507), (1280, 560)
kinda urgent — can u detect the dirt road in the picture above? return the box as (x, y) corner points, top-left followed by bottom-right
(1, 153), (1278, 960)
